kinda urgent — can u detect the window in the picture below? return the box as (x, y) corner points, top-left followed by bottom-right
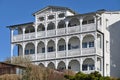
(68, 44), (71, 50)
(25, 50), (29, 55)
(88, 19), (94, 24)
(72, 45), (79, 49)
(48, 47), (54, 52)
(82, 42), (87, 48)
(30, 49), (35, 54)
(59, 45), (65, 51)
(58, 13), (65, 18)
(89, 41), (94, 47)
(89, 64), (94, 70)
(82, 65), (88, 71)
(48, 15), (54, 19)
(82, 21), (87, 25)
(39, 17), (44, 21)
(42, 47), (45, 53)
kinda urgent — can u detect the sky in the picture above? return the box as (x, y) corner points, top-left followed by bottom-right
(0, 0), (120, 61)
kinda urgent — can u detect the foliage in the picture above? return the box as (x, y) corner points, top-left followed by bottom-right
(64, 71), (119, 80)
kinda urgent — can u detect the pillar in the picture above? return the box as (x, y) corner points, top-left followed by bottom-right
(66, 20), (69, 34)
(79, 18), (83, 32)
(66, 37), (68, 57)
(35, 41), (38, 60)
(55, 38), (58, 58)
(45, 40), (47, 59)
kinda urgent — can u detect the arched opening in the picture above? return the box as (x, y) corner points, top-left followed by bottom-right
(37, 41), (45, 53)
(25, 26), (35, 33)
(82, 35), (95, 48)
(58, 39), (66, 51)
(58, 20), (66, 28)
(68, 18), (80, 27)
(82, 58), (95, 71)
(39, 63), (45, 67)
(97, 58), (102, 71)
(37, 24), (45, 31)
(47, 40), (55, 52)
(13, 44), (23, 57)
(68, 60), (80, 72)
(68, 36), (80, 50)
(48, 62), (55, 69)
(25, 43), (35, 55)
(47, 22), (55, 30)
(82, 16), (94, 25)
(57, 61), (66, 71)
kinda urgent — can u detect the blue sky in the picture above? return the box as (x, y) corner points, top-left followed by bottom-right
(0, 0), (120, 61)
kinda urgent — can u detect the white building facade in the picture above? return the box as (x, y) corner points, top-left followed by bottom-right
(8, 6), (120, 77)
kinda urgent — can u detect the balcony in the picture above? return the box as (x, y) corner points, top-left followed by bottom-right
(82, 23), (96, 32)
(47, 52), (56, 59)
(68, 26), (80, 34)
(37, 53), (45, 60)
(68, 49), (80, 57)
(57, 51), (66, 58)
(12, 23), (96, 42)
(82, 47), (95, 55)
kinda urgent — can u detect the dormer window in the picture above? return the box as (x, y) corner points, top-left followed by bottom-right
(58, 13), (65, 18)
(48, 15), (54, 20)
(39, 17), (44, 21)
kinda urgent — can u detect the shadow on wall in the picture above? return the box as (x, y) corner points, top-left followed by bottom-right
(109, 20), (120, 78)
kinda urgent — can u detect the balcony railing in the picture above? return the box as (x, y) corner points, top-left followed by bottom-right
(57, 51), (66, 58)
(12, 23), (96, 42)
(37, 53), (45, 60)
(82, 47), (95, 55)
(47, 52), (56, 59)
(57, 28), (66, 35)
(82, 23), (96, 32)
(68, 26), (80, 34)
(68, 49), (80, 57)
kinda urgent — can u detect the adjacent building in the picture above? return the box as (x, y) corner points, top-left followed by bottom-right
(7, 6), (120, 77)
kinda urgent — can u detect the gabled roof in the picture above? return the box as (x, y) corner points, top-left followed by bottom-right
(33, 5), (78, 16)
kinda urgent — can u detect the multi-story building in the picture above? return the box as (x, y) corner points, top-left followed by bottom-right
(7, 6), (120, 77)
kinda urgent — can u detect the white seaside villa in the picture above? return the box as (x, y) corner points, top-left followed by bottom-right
(7, 6), (120, 77)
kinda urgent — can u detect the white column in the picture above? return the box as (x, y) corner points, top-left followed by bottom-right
(80, 18), (83, 32)
(35, 41), (38, 60)
(94, 56), (98, 71)
(35, 23), (38, 38)
(11, 44), (14, 63)
(45, 40), (47, 59)
(55, 13), (58, 35)
(94, 16), (97, 30)
(22, 28), (25, 40)
(66, 37), (68, 57)
(11, 28), (14, 42)
(45, 15), (47, 37)
(66, 60), (69, 70)
(80, 58), (83, 71)
(55, 38), (58, 58)
(80, 35), (82, 55)
(66, 20), (69, 34)
(95, 32), (97, 54)
(22, 43), (25, 57)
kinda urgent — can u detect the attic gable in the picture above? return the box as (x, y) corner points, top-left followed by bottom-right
(33, 6), (77, 16)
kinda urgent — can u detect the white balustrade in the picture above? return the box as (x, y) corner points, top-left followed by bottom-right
(57, 28), (66, 35)
(37, 31), (45, 38)
(47, 29), (56, 37)
(24, 32), (36, 40)
(57, 51), (66, 58)
(68, 49), (80, 57)
(82, 47), (95, 55)
(13, 34), (23, 42)
(25, 54), (36, 61)
(82, 23), (96, 32)
(37, 53), (45, 60)
(47, 52), (56, 59)
(68, 26), (80, 33)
